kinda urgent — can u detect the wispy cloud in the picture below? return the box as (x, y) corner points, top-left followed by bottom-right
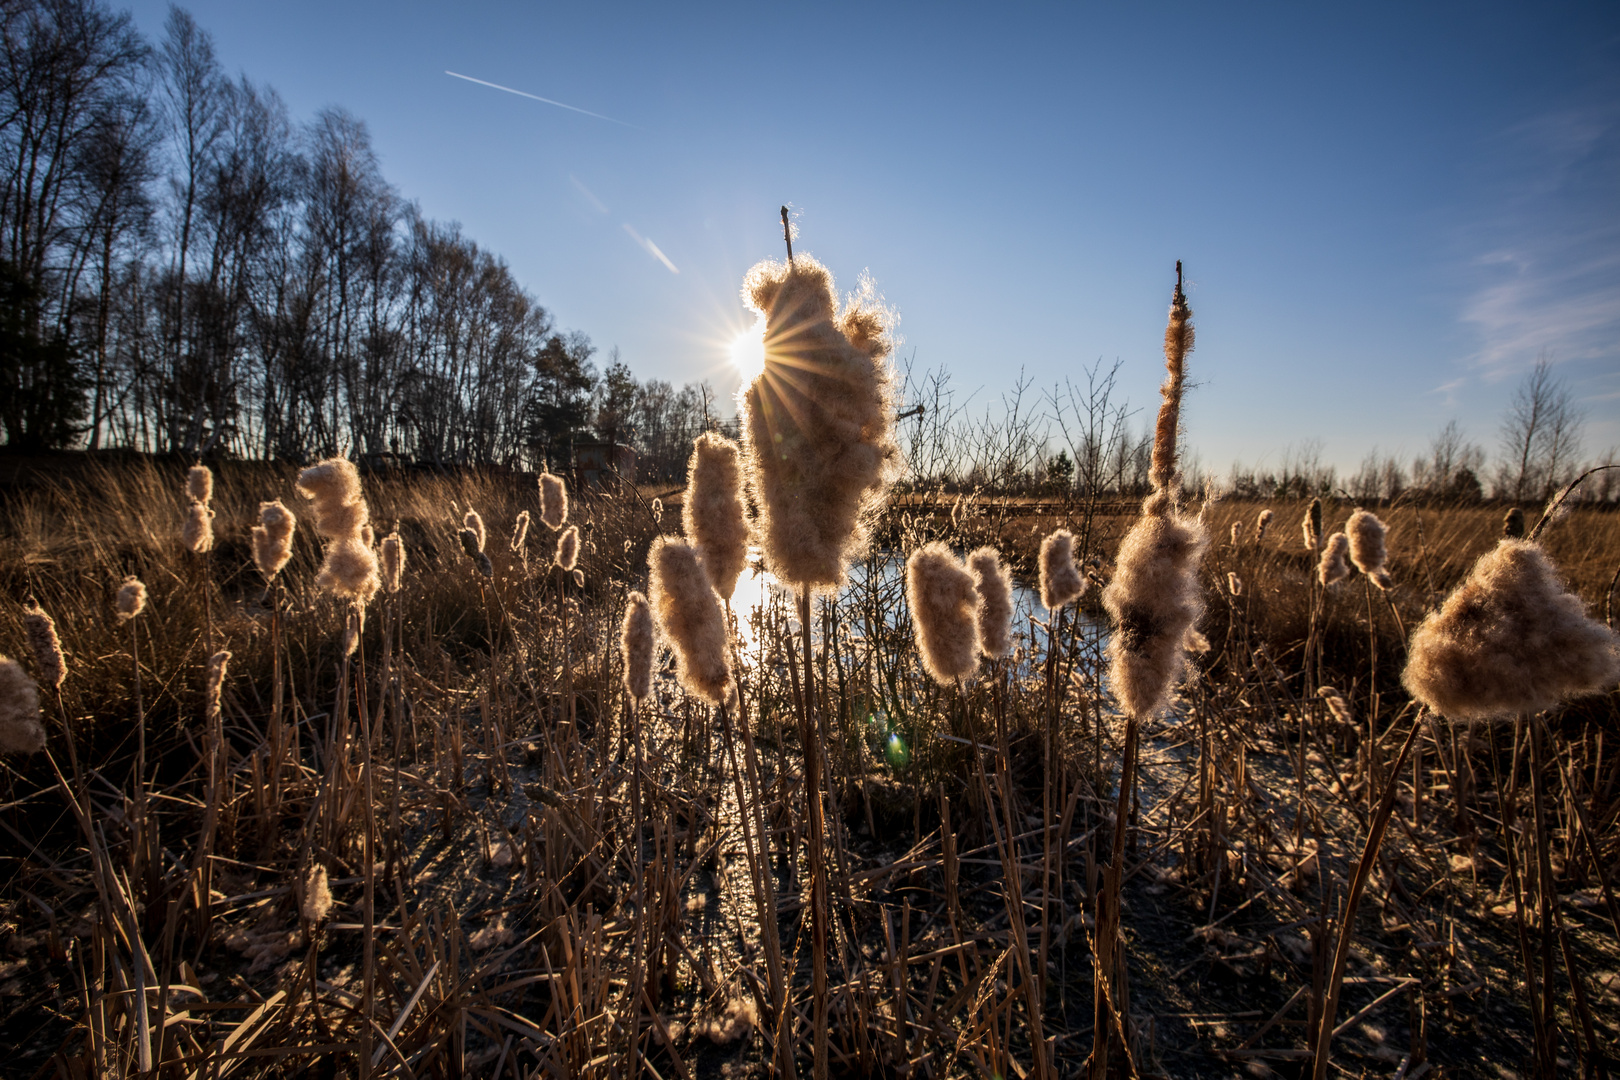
(570, 174), (609, 214)
(444, 71), (637, 128)
(621, 223), (679, 274)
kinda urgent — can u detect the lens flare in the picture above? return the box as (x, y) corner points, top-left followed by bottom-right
(730, 319), (766, 381)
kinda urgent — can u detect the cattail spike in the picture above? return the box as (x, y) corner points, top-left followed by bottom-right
(1039, 530), (1085, 611)
(968, 546), (1014, 660)
(0, 657), (45, 754)
(539, 472), (569, 531)
(907, 542), (979, 685)
(648, 538), (732, 704)
(116, 577), (148, 621)
(683, 432), (749, 601)
(621, 591), (654, 703)
(23, 604), (65, 690)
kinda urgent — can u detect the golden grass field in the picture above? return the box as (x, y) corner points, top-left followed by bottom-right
(1, 452), (1617, 1078)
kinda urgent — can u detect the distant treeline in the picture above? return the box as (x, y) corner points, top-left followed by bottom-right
(0, 0), (721, 481)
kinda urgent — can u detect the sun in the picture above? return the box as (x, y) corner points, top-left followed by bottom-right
(729, 319), (767, 381)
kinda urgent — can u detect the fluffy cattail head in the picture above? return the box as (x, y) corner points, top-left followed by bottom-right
(1503, 507), (1525, 539)
(1345, 508), (1389, 577)
(1039, 529), (1085, 611)
(651, 497), (663, 523)
(1318, 532), (1351, 587)
(621, 591), (654, 703)
(907, 543), (980, 685)
(0, 657), (45, 754)
(683, 432), (749, 601)
(182, 500), (215, 554)
(572, 568), (585, 589)
(1307, 498), (1323, 549)
(116, 577), (147, 621)
(1149, 273), (1194, 494)
(457, 528), (492, 578)
(1317, 686), (1353, 726)
(1255, 508), (1274, 541)
(967, 546), (1014, 660)
(252, 500), (297, 580)
(1229, 520), (1244, 546)
(463, 510), (486, 553)
(538, 471), (568, 530)
(380, 532), (404, 593)
(1102, 511), (1209, 718)
(204, 650), (230, 725)
(510, 511), (530, 552)
(1227, 572), (1243, 597)
(296, 459), (369, 540)
(316, 537), (381, 600)
(555, 526), (580, 571)
(647, 537), (732, 704)
(1402, 539), (1620, 721)
(302, 864), (333, 924)
(186, 464), (213, 505)
(23, 604), (64, 690)
(342, 608), (361, 656)
(740, 254), (900, 589)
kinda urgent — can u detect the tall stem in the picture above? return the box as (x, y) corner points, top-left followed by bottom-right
(798, 587), (828, 1079)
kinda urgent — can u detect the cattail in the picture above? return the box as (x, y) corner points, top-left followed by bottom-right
(740, 254), (900, 589)
(458, 529), (493, 578)
(683, 432), (749, 601)
(1227, 572), (1243, 597)
(23, 604), (64, 690)
(1101, 269), (1210, 720)
(968, 546), (1014, 659)
(302, 864), (333, 924)
(539, 471), (568, 530)
(1402, 539), (1620, 721)
(0, 657), (45, 754)
(296, 458), (369, 541)
(1317, 686), (1353, 726)
(621, 591), (654, 703)
(182, 500), (215, 554)
(1503, 507), (1525, 539)
(316, 537), (381, 599)
(1038, 529), (1085, 611)
(463, 510), (486, 553)
(651, 497), (663, 522)
(647, 537), (732, 704)
(510, 510), (530, 552)
(342, 608), (361, 656)
(555, 526), (580, 571)
(1255, 508), (1273, 541)
(906, 543), (979, 685)
(1345, 509), (1389, 579)
(1229, 520), (1243, 546)
(1302, 499), (1321, 550)
(380, 532), (405, 593)
(186, 464), (213, 505)
(1318, 533), (1351, 586)
(204, 650), (230, 725)
(116, 576), (147, 621)
(252, 500), (297, 581)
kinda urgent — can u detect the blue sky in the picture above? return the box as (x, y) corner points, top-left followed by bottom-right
(125, 0), (1620, 476)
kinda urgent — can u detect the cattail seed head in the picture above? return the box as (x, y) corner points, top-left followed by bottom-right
(186, 464), (213, 505)
(296, 459), (369, 540)
(1402, 539), (1620, 720)
(1317, 686), (1353, 726)
(572, 568), (585, 589)
(538, 471), (568, 530)
(555, 526), (580, 571)
(182, 501), (215, 554)
(740, 254), (900, 589)
(1503, 507), (1525, 539)
(907, 542), (980, 685)
(1038, 529), (1085, 611)
(1229, 521), (1243, 546)
(967, 546), (1014, 660)
(683, 432), (750, 601)
(302, 864), (333, 924)
(22, 604), (64, 689)
(116, 577), (147, 621)
(342, 608), (361, 656)
(1102, 511), (1209, 718)
(1345, 508), (1389, 578)
(510, 511), (530, 552)
(1256, 508), (1273, 541)
(380, 532), (404, 593)
(1318, 533), (1351, 586)
(651, 497), (663, 522)
(0, 657), (45, 754)
(204, 650), (230, 725)
(316, 537), (381, 599)
(463, 510), (486, 553)
(252, 500), (297, 581)
(621, 591), (655, 703)
(647, 537), (732, 704)
(1149, 279), (1194, 494)
(1228, 572), (1243, 597)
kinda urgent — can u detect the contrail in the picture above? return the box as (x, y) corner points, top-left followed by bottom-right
(570, 174), (610, 214)
(444, 71), (637, 128)
(622, 223), (679, 275)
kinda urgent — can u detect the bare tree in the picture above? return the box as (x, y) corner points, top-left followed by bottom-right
(1498, 357), (1584, 502)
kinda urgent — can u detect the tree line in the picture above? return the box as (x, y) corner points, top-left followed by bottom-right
(0, 0), (720, 479)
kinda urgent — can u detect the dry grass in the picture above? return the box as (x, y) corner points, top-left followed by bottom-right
(1, 454), (1617, 1078)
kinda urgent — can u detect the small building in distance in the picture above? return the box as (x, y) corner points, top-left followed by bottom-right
(573, 440), (637, 491)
